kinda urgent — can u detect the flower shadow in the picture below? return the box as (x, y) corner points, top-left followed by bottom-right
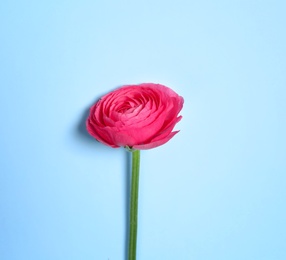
(76, 97), (100, 148)
(77, 106), (94, 141)
(75, 96), (110, 153)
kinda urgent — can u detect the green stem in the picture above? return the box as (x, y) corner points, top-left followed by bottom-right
(128, 149), (140, 260)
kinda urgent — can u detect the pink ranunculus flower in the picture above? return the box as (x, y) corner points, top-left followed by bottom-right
(86, 83), (184, 150)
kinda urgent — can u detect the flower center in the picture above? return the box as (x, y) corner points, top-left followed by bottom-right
(117, 100), (140, 114)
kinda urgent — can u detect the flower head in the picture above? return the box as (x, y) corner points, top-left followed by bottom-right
(86, 83), (184, 150)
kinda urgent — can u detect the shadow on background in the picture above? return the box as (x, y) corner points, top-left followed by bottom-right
(74, 95), (109, 151)
(77, 106), (95, 141)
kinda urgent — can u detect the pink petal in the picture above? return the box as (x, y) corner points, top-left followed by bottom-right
(133, 131), (179, 150)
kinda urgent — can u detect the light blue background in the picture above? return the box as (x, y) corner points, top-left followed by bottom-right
(1, 1), (285, 259)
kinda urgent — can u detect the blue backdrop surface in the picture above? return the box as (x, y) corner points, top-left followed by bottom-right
(1, 0), (286, 259)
